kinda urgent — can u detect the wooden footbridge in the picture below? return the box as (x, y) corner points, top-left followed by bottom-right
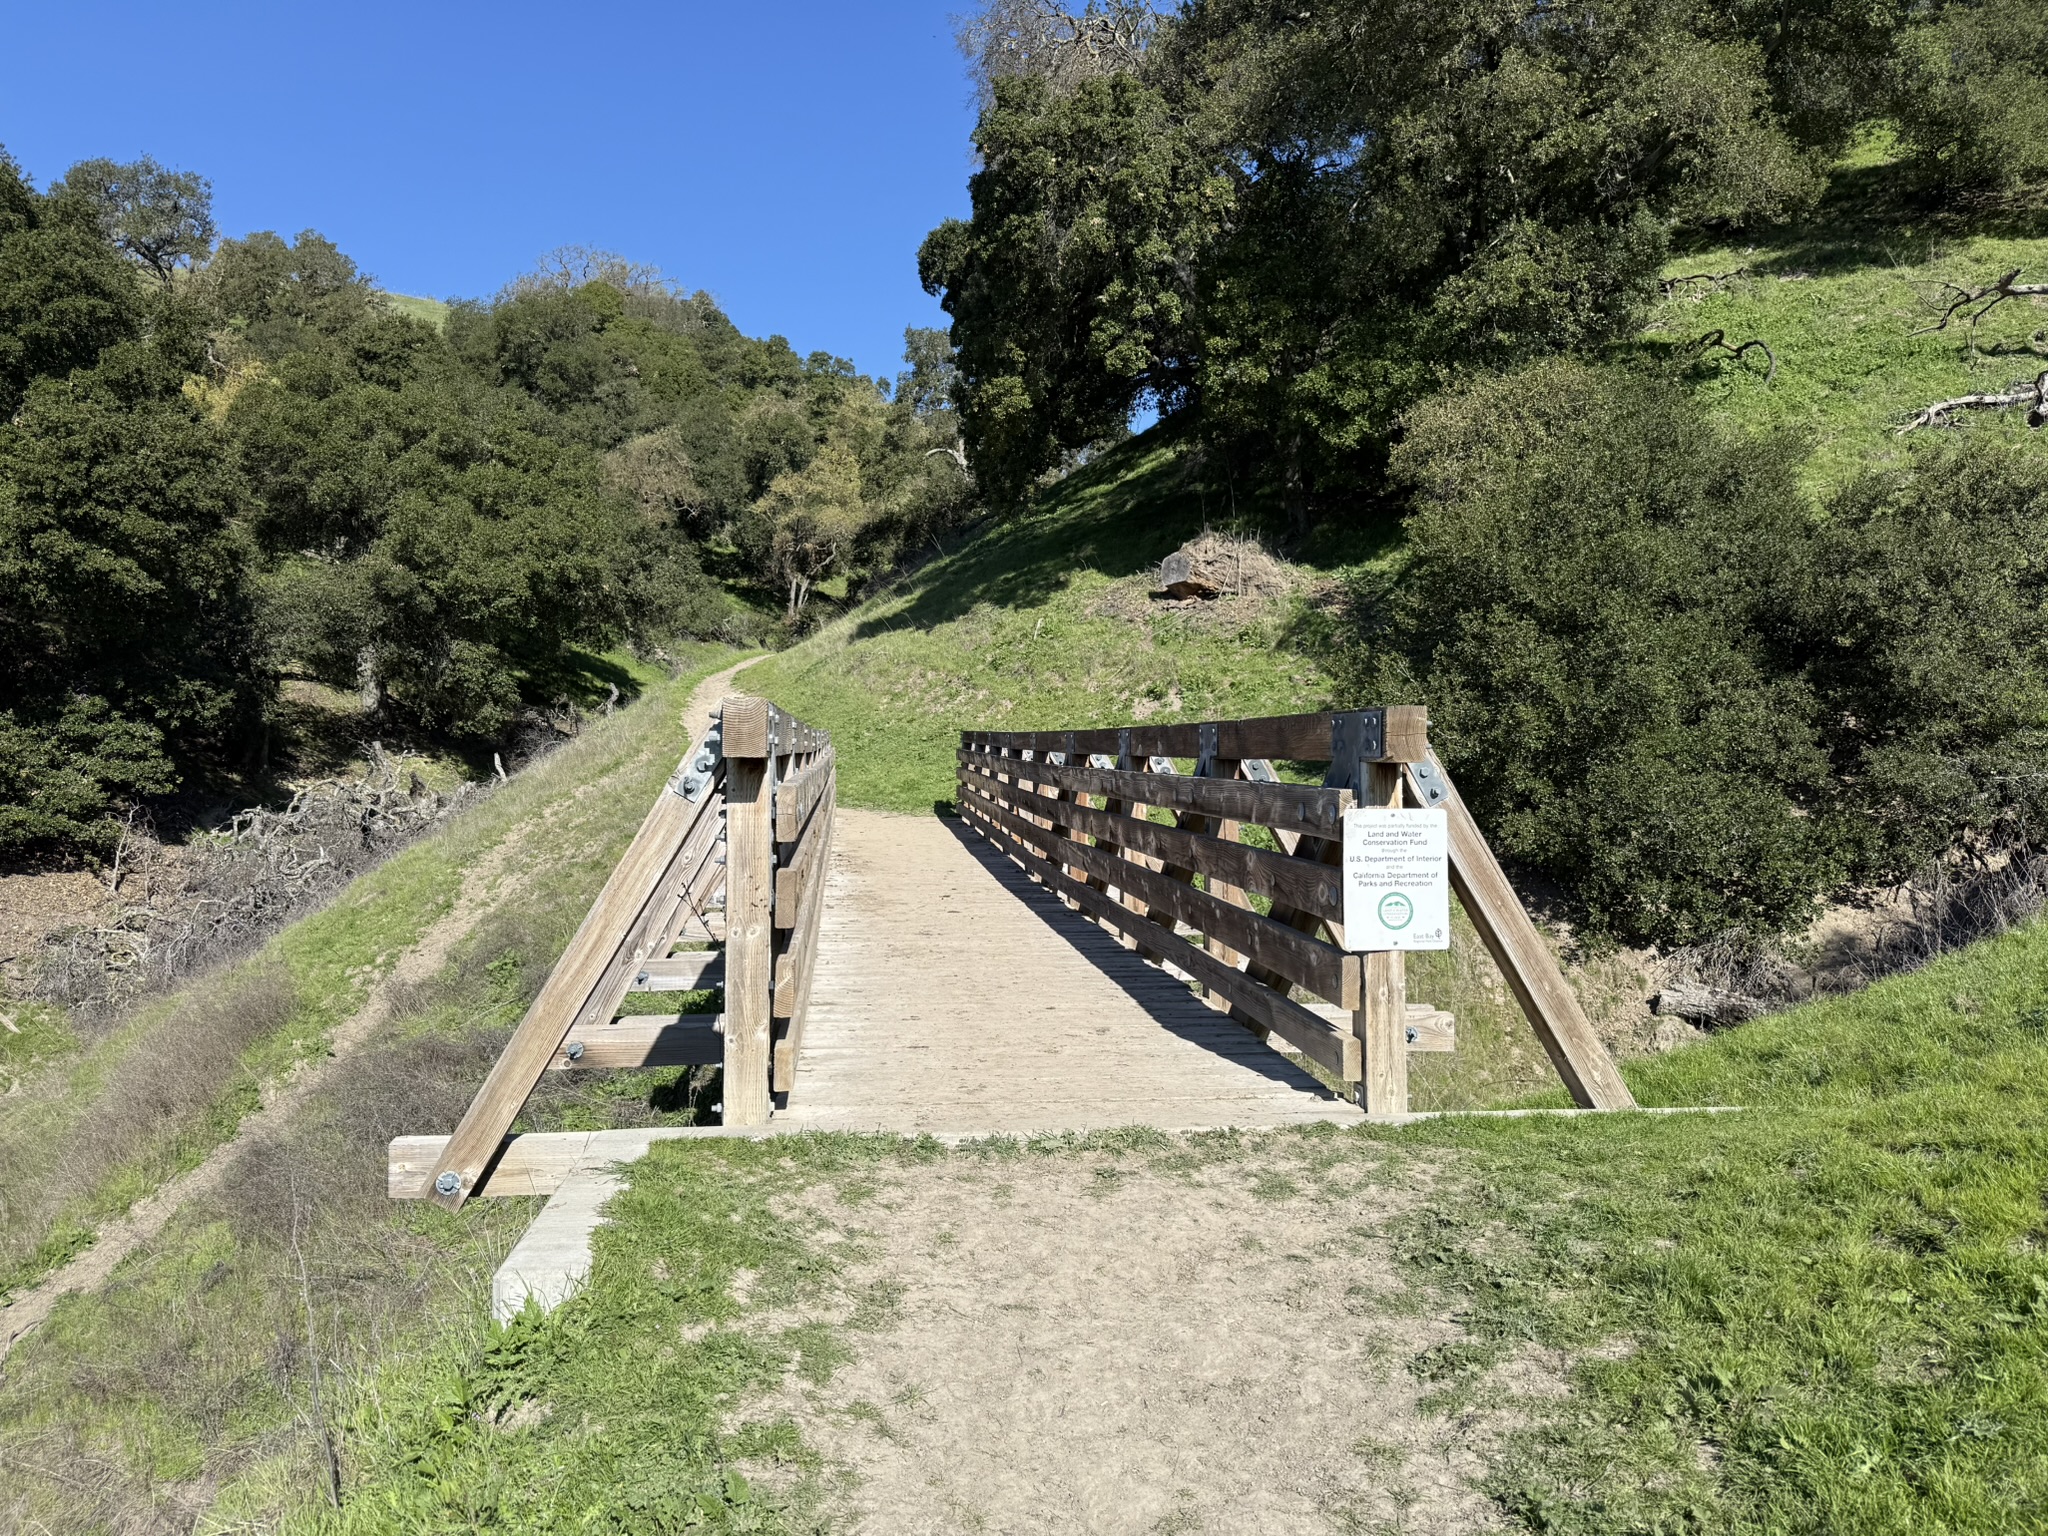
(391, 696), (1635, 1313)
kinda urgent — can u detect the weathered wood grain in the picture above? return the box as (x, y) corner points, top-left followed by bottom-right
(1357, 760), (1409, 1116)
(627, 951), (725, 992)
(421, 755), (724, 1210)
(957, 750), (1351, 840)
(963, 799), (1362, 1080)
(550, 1014), (723, 1070)
(774, 746), (836, 843)
(722, 701), (777, 1125)
(958, 774), (1359, 1008)
(963, 763), (1343, 920)
(779, 808), (1359, 1135)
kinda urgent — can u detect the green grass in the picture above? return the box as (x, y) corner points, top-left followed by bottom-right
(1383, 916), (2048, 1533)
(1647, 135), (2048, 493)
(0, 642), (753, 1531)
(0, 647), (702, 1302)
(320, 913), (2048, 1535)
(746, 438), (1347, 815)
(377, 291), (450, 329)
(13, 137), (2044, 1535)
(297, 1134), (933, 1534)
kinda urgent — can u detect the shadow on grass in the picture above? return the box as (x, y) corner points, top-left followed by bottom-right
(853, 423), (1406, 643)
(1671, 151), (2048, 278)
(523, 646), (647, 711)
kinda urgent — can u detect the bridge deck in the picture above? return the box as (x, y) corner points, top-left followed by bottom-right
(779, 809), (1362, 1135)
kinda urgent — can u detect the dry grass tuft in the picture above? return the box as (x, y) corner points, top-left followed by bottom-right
(0, 961), (299, 1288)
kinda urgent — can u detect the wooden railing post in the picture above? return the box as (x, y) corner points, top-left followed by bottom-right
(1357, 759), (1409, 1116)
(721, 696), (776, 1125)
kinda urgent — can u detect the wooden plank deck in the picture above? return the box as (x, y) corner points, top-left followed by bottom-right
(778, 810), (1363, 1135)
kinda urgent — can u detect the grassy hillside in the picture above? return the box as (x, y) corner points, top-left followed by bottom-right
(1648, 140), (2048, 492)
(0, 646), (748, 1532)
(746, 438), (1355, 815)
(759, 153), (2048, 821)
(376, 291), (450, 329)
(0, 648), (715, 1305)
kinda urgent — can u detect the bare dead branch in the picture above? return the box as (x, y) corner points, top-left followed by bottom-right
(1911, 268), (2048, 355)
(1896, 369), (2048, 434)
(959, 0), (1158, 101)
(1659, 267), (1749, 296)
(33, 753), (480, 1027)
(1689, 328), (1777, 383)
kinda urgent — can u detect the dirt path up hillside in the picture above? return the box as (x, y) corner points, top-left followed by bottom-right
(0, 657), (760, 1365)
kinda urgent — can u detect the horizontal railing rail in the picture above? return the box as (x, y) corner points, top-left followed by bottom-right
(415, 693), (835, 1208)
(955, 705), (1634, 1117)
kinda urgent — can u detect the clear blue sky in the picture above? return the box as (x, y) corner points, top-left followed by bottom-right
(0, 1), (977, 380)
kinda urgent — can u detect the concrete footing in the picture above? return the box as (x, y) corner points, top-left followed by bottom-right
(491, 1166), (630, 1321)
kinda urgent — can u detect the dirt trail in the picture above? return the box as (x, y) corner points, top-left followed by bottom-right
(0, 657), (759, 1364)
(757, 1150), (1507, 1535)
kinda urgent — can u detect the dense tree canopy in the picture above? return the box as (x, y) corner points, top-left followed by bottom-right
(0, 151), (968, 860)
(0, 151), (258, 855)
(924, 0), (2047, 510)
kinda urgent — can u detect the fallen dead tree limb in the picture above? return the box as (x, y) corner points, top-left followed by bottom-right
(37, 753), (479, 1027)
(1913, 268), (2048, 354)
(1661, 267), (1749, 295)
(1690, 328), (1777, 383)
(1652, 980), (1766, 1027)
(1896, 369), (2048, 434)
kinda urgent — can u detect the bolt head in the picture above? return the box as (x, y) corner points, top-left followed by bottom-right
(434, 1171), (461, 1196)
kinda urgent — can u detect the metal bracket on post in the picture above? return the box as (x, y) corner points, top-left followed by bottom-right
(1407, 757), (1450, 808)
(1196, 722), (1220, 778)
(1065, 732), (1078, 769)
(673, 712), (724, 803)
(1117, 728), (1133, 772)
(1324, 709), (1386, 791)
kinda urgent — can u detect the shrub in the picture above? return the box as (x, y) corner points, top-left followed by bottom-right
(1359, 361), (2048, 949)
(1893, 0), (2048, 195)
(1800, 440), (2048, 881)
(1355, 360), (1843, 947)
(0, 698), (173, 857)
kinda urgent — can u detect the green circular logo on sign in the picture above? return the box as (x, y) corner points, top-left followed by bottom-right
(1378, 892), (1414, 930)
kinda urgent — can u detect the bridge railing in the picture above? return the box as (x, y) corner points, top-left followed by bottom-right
(410, 694), (833, 1208)
(956, 707), (1633, 1118)
(719, 696), (835, 1125)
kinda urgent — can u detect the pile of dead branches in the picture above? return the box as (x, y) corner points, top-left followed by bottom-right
(1655, 838), (2048, 1025)
(37, 749), (479, 1028)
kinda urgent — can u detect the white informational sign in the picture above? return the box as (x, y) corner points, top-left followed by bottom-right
(1342, 808), (1451, 951)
